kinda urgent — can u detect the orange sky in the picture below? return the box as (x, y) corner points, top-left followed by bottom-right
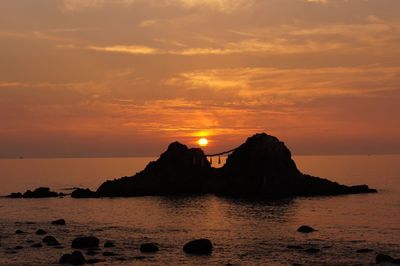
(0, 0), (400, 157)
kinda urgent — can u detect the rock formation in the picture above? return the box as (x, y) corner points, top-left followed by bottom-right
(79, 133), (377, 198)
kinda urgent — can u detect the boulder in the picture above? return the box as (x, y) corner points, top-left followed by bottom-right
(376, 254), (395, 264)
(42, 235), (60, 246)
(72, 236), (99, 249)
(59, 251), (86, 265)
(183, 239), (213, 255)
(51, 219), (66, 225)
(297, 225), (316, 233)
(71, 188), (98, 198)
(36, 229), (47, 235)
(140, 243), (159, 253)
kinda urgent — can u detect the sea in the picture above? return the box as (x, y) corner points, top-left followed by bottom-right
(0, 155), (399, 265)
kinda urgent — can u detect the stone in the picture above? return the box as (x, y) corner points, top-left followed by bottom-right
(376, 254), (395, 264)
(15, 229), (24, 234)
(71, 236), (99, 249)
(297, 225), (316, 233)
(183, 239), (213, 255)
(51, 219), (66, 225)
(59, 251), (86, 265)
(71, 188), (98, 198)
(36, 229), (47, 235)
(356, 248), (373, 253)
(42, 235), (60, 246)
(140, 243), (159, 253)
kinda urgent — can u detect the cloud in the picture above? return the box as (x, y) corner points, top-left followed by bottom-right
(88, 45), (158, 55)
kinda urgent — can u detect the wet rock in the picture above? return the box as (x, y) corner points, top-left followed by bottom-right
(102, 251), (118, 256)
(356, 248), (373, 253)
(15, 229), (24, 234)
(376, 254), (395, 264)
(31, 243), (42, 248)
(59, 251), (86, 265)
(305, 248), (320, 253)
(36, 229), (47, 235)
(71, 236), (99, 249)
(183, 239), (213, 255)
(42, 235), (60, 246)
(14, 245), (23, 250)
(103, 240), (115, 248)
(297, 225), (315, 233)
(140, 243), (159, 253)
(26, 240), (34, 243)
(287, 245), (303, 250)
(51, 219), (66, 225)
(71, 188), (98, 198)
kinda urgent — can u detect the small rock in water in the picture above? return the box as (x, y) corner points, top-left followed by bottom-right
(42, 235), (60, 246)
(71, 188), (98, 198)
(35, 229), (47, 235)
(15, 230), (24, 234)
(297, 225), (316, 233)
(356, 248), (373, 253)
(103, 240), (115, 248)
(71, 236), (99, 249)
(59, 251), (86, 265)
(26, 240), (34, 243)
(51, 219), (66, 225)
(140, 243), (159, 253)
(86, 258), (102, 264)
(31, 243), (43, 248)
(183, 239), (213, 255)
(14, 246), (23, 250)
(376, 254), (395, 264)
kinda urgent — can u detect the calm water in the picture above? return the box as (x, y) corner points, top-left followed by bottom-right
(0, 155), (399, 265)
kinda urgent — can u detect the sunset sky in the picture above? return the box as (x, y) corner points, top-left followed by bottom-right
(1, 0), (399, 157)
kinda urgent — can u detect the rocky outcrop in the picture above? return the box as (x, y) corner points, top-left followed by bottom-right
(92, 133), (376, 198)
(97, 142), (212, 197)
(71, 188), (98, 198)
(6, 187), (60, 198)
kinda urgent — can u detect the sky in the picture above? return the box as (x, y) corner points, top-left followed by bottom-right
(0, 0), (400, 157)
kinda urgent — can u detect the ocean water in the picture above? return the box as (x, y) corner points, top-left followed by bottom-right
(0, 155), (399, 265)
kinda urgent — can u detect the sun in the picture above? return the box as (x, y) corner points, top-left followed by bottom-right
(198, 137), (209, 147)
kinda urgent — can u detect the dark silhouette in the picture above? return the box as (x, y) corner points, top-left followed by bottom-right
(6, 187), (59, 198)
(183, 239), (213, 255)
(80, 133), (376, 198)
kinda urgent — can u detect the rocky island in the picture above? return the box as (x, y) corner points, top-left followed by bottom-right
(74, 133), (376, 198)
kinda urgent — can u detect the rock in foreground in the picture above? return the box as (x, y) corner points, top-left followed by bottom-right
(94, 133), (376, 198)
(183, 239), (213, 255)
(297, 225), (316, 233)
(59, 251), (86, 265)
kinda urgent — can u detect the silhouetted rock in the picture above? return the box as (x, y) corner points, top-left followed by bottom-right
(23, 187), (59, 198)
(35, 229), (47, 235)
(51, 219), (66, 225)
(376, 254), (395, 264)
(297, 225), (315, 233)
(72, 236), (99, 249)
(6, 192), (22, 198)
(42, 235), (60, 246)
(140, 243), (159, 253)
(15, 229), (24, 234)
(71, 188), (98, 198)
(97, 142), (212, 197)
(183, 239), (213, 255)
(356, 248), (373, 253)
(103, 241), (115, 248)
(59, 251), (86, 265)
(93, 133), (376, 198)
